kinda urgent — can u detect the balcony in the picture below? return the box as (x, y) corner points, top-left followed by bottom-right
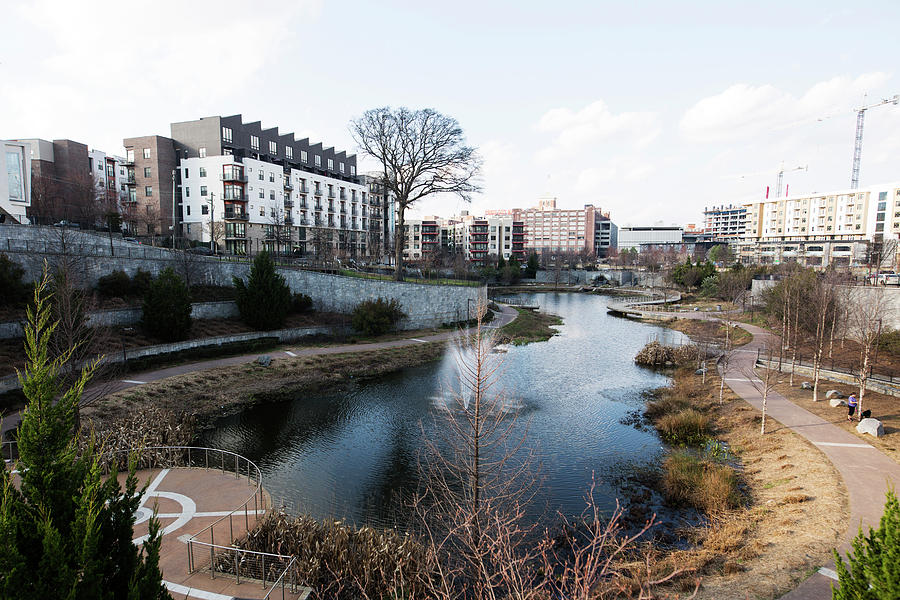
(299, 218), (308, 226)
(285, 215), (294, 224)
(225, 231), (247, 240)
(284, 199), (294, 208)
(125, 175), (136, 185)
(283, 180), (294, 191)
(220, 172), (248, 183)
(223, 193), (246, 202)
(328, 190), (336, 199)
(299, 201), (308, 209)
(315, 203), (323, 211)
(314, 188), (323, 196)
(299, 184), (309, 193)
(224, 211), (249, 221)
(340, 207), (346, 214)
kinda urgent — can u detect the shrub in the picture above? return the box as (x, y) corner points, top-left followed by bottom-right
(292, 292), (313, 314)
(662, 450), (741, 514)
(834, 489), (900, 599)
(351, 298), (406, 336)
(656, 409), (710, 446)
(131, 268), (153, 296)
(96, 269), (132, 298)
(0, 253), (28, 307)
(141, 267), (192, 342)
(233, 251), (292, 330)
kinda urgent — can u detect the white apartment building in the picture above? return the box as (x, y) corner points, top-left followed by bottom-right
(1, 141), (30, 223)
(179, 155), (370, 256)
(702, 205), (746, 240)
(401, 213), (525, 265)
(738, 182), (900, 267)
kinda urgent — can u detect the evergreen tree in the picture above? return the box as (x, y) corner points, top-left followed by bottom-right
(525, 252), (539, 278)
(233, 251), (292, 330)
(497, 254), (506, 269)
(141, 268), (192, 342)
(833, 489), (900, 599)
(0, 270), (170, 599)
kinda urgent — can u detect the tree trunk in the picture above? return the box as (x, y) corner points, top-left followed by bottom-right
(394, 206), (405, 281)
(761, 388), (768, 435)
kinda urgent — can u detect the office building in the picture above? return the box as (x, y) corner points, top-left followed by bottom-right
(512, 196), (612, 257)
(703, 205), (747, 241)
(617, 226), (684, 251)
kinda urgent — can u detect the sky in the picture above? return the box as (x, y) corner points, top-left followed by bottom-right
(3, 0), (900, 227)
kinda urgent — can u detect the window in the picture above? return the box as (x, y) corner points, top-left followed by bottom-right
(339, 162), (345, 173)
(126, 149), (134, 162)
(269, 172), (274, 182)
(145, 185), (153, 196)
(199, 167), (207, 178)
(200, 186), (208, 196)
(315, 155), (322, 167)
(286, 146), (293, 159)
(879, 202), (887, 212)
(259, 207), (265, 217)
(202, 205), (208, 215)
(222, 126), (233, 143)
(186, 224), (191, 234)
(186, 205), (191, 216)
(327, 158), (334, 170)
(142, 148), (151, 159)
(251, 135), (259, 151)
(199, 147), (207, 158)
(269, 141), (277, 155)
(259, 190), (264, 199)
(350, 165), (355, 176)
(301, 150), (308, 162)
(184, 187), (190, 198)
(876, 223), (885, 232)
(184, 168), (189, 178)
(258, 170), (264, 181)
(143, 167), (151, 177)
(269, 190), (275, 200)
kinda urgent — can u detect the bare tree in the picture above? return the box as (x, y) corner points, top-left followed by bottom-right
(807, 273), (837, 402)
(350, 107), (482, 280)
(267, 208), (293, 256)
(847, 287), (893, 421)
(718, 318), (737, 403)
(204, 219), (225, 254)
(743, 347), (785, 435)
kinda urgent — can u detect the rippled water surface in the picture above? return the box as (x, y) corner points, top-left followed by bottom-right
(198, 292), (686, 528)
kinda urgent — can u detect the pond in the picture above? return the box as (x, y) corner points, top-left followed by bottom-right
(197, 292), (686, 529)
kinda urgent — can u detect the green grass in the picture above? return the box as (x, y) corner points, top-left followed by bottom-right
(498, 307), (563, 346)
(337, 269), (481, 287)
(656, 408), (711, 446)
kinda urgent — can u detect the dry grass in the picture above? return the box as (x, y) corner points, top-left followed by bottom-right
(646, 369), (848, 599)
(664, 318), (753, 347)
(84, 341), (449, 431)
(661, 450), (740, 513)
(656, 409), (711, 446)
(772, 379), (900, 464)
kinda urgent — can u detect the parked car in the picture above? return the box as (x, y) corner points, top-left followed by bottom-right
(53, 220), (80, 228)
(187, 246), (214, 255)
(122, 237), (141, 245)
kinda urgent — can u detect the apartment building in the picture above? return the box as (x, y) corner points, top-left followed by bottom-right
(1, 141), (30, 223)
(402, 213), (525, 265)
(702, 205), (746, 240)
(122, 136), (178, 237)
(511, 196), (611, 257)
(125, 115), (393, 258)
(737, 182), (900, 268)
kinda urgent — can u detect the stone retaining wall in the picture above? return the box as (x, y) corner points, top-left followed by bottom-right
(1, 234), (486, 330)
(757, 359), (900, 397)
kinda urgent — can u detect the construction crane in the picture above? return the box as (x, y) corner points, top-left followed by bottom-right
(849, 94), (899, 189)
(776, 162), (807, 198)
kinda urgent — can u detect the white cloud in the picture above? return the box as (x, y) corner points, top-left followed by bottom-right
(679, 72), (891, 143)
(536, 100), (660, 162)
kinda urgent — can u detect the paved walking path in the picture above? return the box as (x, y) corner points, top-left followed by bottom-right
(1, 304), (519, 439)
(678, 313), (900, 599)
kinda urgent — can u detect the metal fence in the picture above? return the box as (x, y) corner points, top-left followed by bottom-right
(93, 445), (300, 597)
(754, 348), (900, 385)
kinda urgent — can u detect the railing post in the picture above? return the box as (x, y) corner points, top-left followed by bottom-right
(210, 544), (215, 579)
(205, 448), (209, 470)
(230, 513), (234, 542)
(235, 550), (240, 584)
(262, 554), (266, 588)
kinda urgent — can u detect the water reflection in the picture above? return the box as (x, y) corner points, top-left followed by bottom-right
(198, 292), (685, 529)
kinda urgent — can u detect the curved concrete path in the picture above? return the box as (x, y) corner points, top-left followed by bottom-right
(678, 313), (900, 598)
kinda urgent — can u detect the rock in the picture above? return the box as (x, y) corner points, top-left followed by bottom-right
(856, 418), (884, 438)
(800, 381), (813, 390)
(829, 398), (846, 408)
(825, 390), (844, 399)
(695, 368), (707, 375)
(257, 355), (272, 367)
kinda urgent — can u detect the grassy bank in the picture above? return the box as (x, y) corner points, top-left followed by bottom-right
(663, 318), (753, 347)
(641, 367), (847, 599)
(497, 307), (563, 345)
(85, 341), (449, 431)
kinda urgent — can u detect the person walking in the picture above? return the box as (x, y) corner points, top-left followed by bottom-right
(848, 394), (858, 422)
